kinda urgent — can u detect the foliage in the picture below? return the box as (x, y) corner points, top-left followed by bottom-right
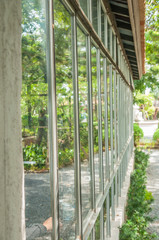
(119, 149), (155, 240)
(95, 215), (100, 239)
(134, 124), (144, 146)
(21, 0), (49, 156)
(126, 150), (152, 218)
(153, 128), (159, 141)
(134, 0), (159, 93)
(22, 128), (35, 137)
(134, 93), (155, 119)
(21, 0), (102, 171)
(58, 149), (74, 168)
(120, 211), (156, 240)
(23, 144), (47, 169)
(134, 1), (159, 94)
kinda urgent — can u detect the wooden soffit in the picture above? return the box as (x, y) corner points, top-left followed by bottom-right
(109, 0), (145, 80)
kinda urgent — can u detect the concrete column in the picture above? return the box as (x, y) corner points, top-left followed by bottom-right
(0, 1), (25, 240)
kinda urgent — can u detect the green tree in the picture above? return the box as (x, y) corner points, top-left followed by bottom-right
(134, 0), (159, 93)
(22, 0), (48, 145)
(135, 93), (155, 119)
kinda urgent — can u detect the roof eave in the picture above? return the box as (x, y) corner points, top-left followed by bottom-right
(127, 0), (145, 79)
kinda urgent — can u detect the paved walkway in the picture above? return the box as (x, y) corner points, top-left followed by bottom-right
(25, 155), (101, 239)
(147, 150), (159, 238)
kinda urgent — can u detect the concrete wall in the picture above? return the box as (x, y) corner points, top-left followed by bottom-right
(0, 1), (25, 239)
(138, 120), (158, 139)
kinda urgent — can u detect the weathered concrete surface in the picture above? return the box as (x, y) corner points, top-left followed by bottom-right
(0, 1), (25, 239)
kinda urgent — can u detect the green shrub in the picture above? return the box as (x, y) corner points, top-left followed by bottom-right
(153, 128), (159, 141)
(23, 144), (47, 169)
(120, 212), (156, 240)
(22, 128), (35, 137)
(134, 124), (144, 146)
(119, 149), (155, 240)
(58, 148), (74, 168)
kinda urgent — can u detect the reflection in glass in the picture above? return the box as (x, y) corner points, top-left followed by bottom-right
(95, 215), (100, 239)
(112, 71), (115, 165)
(54, 1), (75, 239)
(101, 57), (106, 183)
(91, 45), (100, 197)
(108, 22), (111, 52)
(107, 62), (111, 170)
(92, 0), (98, 33)
(116, 76), (118, 160)
(103, 199), (107, 237)
(112, 32), (114, 59)
(77, 27), (91, 222)
(101, 8), (105, 43)
(22, 0), (51, 238)
(116, 44), (118, 66)
(88, 235), (91, 240)
(79, 0), (88, 16)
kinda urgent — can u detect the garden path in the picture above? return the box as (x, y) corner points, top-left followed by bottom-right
(147, 149), (159, 238)
(25, 153), (102, 239)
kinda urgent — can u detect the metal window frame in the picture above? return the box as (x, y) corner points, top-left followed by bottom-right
(49, 0), (135, 239)
(48, 1), (59, 239)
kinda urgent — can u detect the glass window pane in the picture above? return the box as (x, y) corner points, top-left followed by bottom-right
(116, 43), (118, 66)
(95, 215), (100, 239)
(112, 32), (114, 59)
(54, 1), (75, 239)
(108, 22), (111, 52)
(101, 8), (105, 43)
(88, 235), (91, 240)
(107, 62), (111, 170)
(101, 57), (106, 183)
(91, 45), (100, 198)
(116, 77), (118, 160)
(92, 0), (98, 33)
(79, 0), (88, 16)
(112, 71), (115, 164)
(22, 0), (51, 238)
(110, 67), (114, 171)
(77, 27), (91, 222)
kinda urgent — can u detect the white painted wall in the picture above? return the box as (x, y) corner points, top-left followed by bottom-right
(0, 1), (25, 239)
(138, 121), (158, 139)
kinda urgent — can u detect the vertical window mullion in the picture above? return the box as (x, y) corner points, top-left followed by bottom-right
(119, 78), (121, 156)
(103, 59), (110, 182)
(87, 36), (95, 210)
(72, 15), (83, 238)
(124, 83), (126, 145)
(115, 173), (118, 207)
(109, 64), (114, 173)
(106, 193), (111, 237)
(111, 181), (115, 220)
(114, 35), (117, 63)
(97, 0), (101, 38)
(121, 81), (123, 151)
(100, 207), (104, 240)
(104, 14), (108, 49)
(120, 80), (122, 153)
(97, 49), (104, 193)
(49, 1), (59, 239)
(110, 27), (112, 57)
(90, 0), (92, 23)
(86, 0), (90, 20)
(114, 70), (117, 165)
(117, 74), (120, 160)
